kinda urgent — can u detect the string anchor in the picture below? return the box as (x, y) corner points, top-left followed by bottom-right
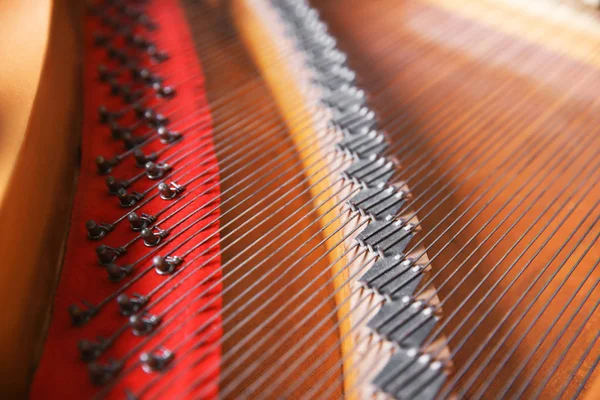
(97, 65), (119, 82)
(120, 85), (144, 104)
(157, 126), (181, 144)
(133, 103), (152, 119)
(68, 302), (98, 326)
(143, 110), (168, 128)
(121, 132), (145, 150)
(106, 176), (130, 195)
(96, 245), (127, 265)
(109, 121), (129, 140)
(158, 181), (185, 200)
(153, 255), (183, 275)
(134, 148), (158, 167)
(141, 227), (169, 247)
(97, 105), (123, 124)
(148, 47), (170, 63)
(88, 360), (123, 386)
(153, 83), (175, 98)
(138, 14), (158, 31)
(117, 293), (148, 316)
(95, 155), (120, 175)
(118, 188), (144, 207)
(78, 337), (109, 362)
(144, 161), (170, 180)
(125, 33), (153, 51)
(139, 69), (163, 86)
(92, 33), (110, 48)
(140, 348), (174, 373)
(127, 212), (156, 231)
(130, 313), (161, 336)
(86, 220), (114, 240)
(105, 263), (133, 282)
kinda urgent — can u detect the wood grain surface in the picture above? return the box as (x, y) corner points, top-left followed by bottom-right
(312, 0), (600, 397)
(0, 0), (82, 397)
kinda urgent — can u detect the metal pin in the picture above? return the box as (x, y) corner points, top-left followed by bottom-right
(86, 220), (113, 240)
(88, 361), (123, 386)
(106, 176), (130, 195)
(96, 245), (126, 265)
(127, 212), (156, 231)
(134, 148), (159, 167)
(95, 155), (119, 175)
(157, 126), (181, 144)
(140, 348), (174, 373)
(68, 303), (97, 326)
(145, 161), (170, 180)
(118, 188), (144, 207)
(158, 181), (184, 200)
(153, 255), (183, 275)
(116, 293), (148, 316)
(105, 263), (133, 282)
(140, 227), (168, 246)
(129, 313), (161, 336)
(78, 338), (109, 362)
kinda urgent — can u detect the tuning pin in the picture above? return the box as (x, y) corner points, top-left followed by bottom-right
(93, 32), (111, 47)
(140, 227), (168, 247)
(96, 245), (126, 265)
(109, 121), (129, 140)
(106, 176), (129, 195)
(96, 155), (119, 175)
(133, 149), (157, 168)
(142, 108), (156, 122)
(106, 14), (122, 31)
(121, 132), (145, 150)
(68, 303), (97, 326)
(156, 126), (181, 143)
(88, 360), (123, 386)
(123, 5), (142, 19)
(86, 220), (113, 240)
(115, 51), (129, 66)
(143, 109), (168, 127)
(117, 189), (144, 207)
(149, 113), (168, 127)
(158, 182), (184, 200)
(108, 79), (122, 97)
(152, 255), (183, 275)
(129, 313), (161, 336)
(105, 263), (133, 282)
(134, 35), (152, 50)
(138, 14), (158, 31)
(129, 63), (142, 80)
(106, 45), (121, 61)
(98, 106), (122, 124)
(116, 293), (148, 316)
(127, 212), (156, 231)
(124, 32), (138, 46)
(153, 83), (176, 98)
(140, 349), (174, 373)
(78, 338), (109, 362)
(145, 161), (169, 180)
(122, 86), (144, 104)
(97, 65), (119, 82)
(140, 69), (162, 86)
(133, 103), (149, 119)
(147, 46), (169, 63)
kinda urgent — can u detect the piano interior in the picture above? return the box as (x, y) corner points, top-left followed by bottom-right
(0, 0), (598, 398)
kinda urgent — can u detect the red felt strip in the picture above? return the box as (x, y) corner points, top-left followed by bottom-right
(31, 1), (222, 398)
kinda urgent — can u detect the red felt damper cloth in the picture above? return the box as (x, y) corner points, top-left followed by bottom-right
(31, 1), (223, 398)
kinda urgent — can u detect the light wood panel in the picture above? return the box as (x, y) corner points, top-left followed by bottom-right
(0, 0), (81, 396)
